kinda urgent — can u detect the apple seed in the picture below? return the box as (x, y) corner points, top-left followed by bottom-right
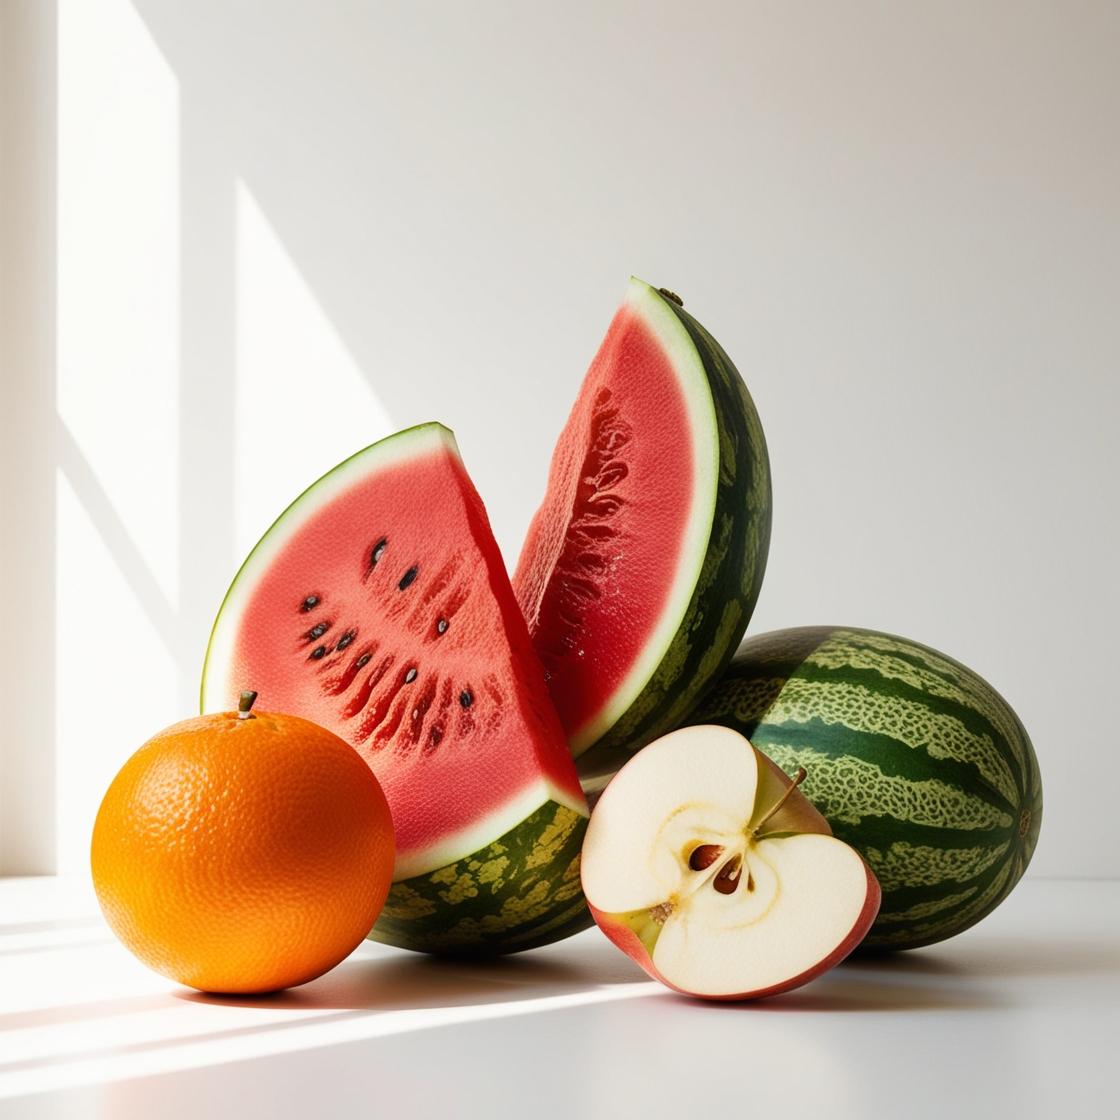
(688, 844), (725, 871)
(713, 856), (743, 895)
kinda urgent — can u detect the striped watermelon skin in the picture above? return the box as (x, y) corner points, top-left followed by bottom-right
(580, 292), (772, 785)
(690, 626), (1042, 950)
(369, 801), (589, 955)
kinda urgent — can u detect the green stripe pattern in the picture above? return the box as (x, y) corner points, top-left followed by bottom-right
(579, 293), (772, 785)
(369, 801), (591, 955)
(690, 626), (1042, 950)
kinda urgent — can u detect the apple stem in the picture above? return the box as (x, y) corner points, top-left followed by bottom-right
(238, 690), (258, 720)
(753, 767), (808, 832)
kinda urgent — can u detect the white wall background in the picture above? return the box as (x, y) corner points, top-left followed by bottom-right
(2, 0), (1116, 877)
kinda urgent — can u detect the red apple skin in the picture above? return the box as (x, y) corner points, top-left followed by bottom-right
(586, 861), (882, 1002)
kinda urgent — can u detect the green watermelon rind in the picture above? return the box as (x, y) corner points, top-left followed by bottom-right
(370, 799), (591, 955)
(690, 625), (1042, 950)
(576, 281), (772, 787)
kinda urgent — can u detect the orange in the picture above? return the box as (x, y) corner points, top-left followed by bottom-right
(91, 697), (394, 993)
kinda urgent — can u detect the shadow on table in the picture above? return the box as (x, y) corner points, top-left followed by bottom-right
(645, 933), (1120, 1015)
(0, 943), (649, 1077)
(180, 929), (1120, 1016)
(0, 918), (105, 936)
(0, 937), (643, 1041)
(740, 973), (1003, 1014)
(0, 939), (112, 958)
(178, 939), (648, 1013)
(5, 932), (1115, 1039)
(850, 935), (1120, 981)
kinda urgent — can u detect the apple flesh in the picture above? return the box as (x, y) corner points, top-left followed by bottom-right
(580, 724), (881, 1000)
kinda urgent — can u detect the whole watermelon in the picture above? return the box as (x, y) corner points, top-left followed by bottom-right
(690, 626), (1042, 950)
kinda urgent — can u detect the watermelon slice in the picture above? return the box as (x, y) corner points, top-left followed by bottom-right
(514, 279), (771, 788)
(201, 423), (590, 954)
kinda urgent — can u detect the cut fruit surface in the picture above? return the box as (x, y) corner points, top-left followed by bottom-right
(514, 279), (771, 786)
(650, 834), (873, 997)
(201, 424), (589, 953)
(581, 725), (880, 1000)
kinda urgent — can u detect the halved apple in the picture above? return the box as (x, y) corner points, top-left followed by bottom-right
(580, 724), (881, 1000)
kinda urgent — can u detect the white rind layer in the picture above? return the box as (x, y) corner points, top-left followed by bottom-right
(391, 778), (574, 882)
(568, 278), (719, 755)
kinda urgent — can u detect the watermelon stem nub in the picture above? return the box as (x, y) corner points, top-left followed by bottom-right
(238, 690), (258, 720)
(754, 767), (808, 833)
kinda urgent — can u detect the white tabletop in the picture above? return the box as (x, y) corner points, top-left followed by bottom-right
(1, 876), (1116, 1119)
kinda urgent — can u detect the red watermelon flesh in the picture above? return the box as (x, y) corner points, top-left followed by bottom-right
(514, 281), (708, 755)
(202, 424), (586, 880)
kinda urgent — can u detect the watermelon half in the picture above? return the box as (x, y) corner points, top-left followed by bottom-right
(514, 278), (771, 788)
(201, 423), (590, 954)
(691, 626), (1043, 949)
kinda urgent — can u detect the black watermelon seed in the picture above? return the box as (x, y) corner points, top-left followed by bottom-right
(459, 689), (473, 708)
(356, 652), (371, 669)
(300, 595), (319, 612)
(309, 645), (327, 660)
(404, 667), (418, 683)
(336, 631), (355, 651)
(371, 538), (387, 566)
(429, 726), (443, 746)
(436, 618), (448, 635)
(306, 621), (330, 641)
(398, 566), (418, 591)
